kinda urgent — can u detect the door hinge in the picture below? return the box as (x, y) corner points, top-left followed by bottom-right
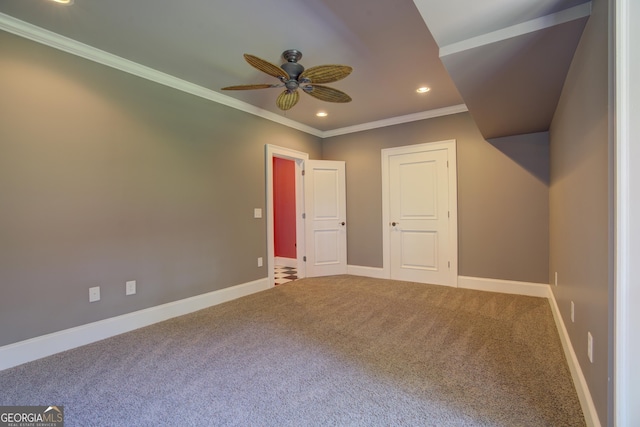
(447, 160), (449, 168)
(448, 211), (450, 218)
(302, 169), (305, 176)
(448, 261), (451, 268)
(303, 256), (307, 262)
(302, 213), (306, 219)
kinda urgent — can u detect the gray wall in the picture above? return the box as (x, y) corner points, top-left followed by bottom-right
(0, 31), (322, 346)
(549, 0), (611, 424)
(322, 115), (550, 284)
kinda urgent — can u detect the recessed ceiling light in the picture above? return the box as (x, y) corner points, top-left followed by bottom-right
(50, 0), (74, 4)
(316, 112), (328, 117)
(416, 87), (431, 94)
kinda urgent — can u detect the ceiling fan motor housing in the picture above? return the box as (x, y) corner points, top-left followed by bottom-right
(281, 62), (304, 81)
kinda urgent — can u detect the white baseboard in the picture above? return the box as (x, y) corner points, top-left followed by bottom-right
(346, 270), (551, 297)
(458, 276), (551, 298)
(275, 256), (297, 268)
(0, 277), (270, 371)
(548, 290), (601, 427)
(347, 265), (387, 279)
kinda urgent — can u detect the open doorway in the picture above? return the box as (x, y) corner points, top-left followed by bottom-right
(266, 145), (308, 286)
(273, 157), (298, 284)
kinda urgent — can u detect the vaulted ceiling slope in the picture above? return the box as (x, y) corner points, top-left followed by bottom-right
(0, 0), (590, 138)
(413, 0), (591, 139)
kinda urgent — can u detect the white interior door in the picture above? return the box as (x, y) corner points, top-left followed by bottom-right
(304, 160), (347, 277)
(383, 141), (457, 286)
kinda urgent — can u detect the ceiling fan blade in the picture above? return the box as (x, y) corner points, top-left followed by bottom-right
(276, 90), (300, 110)
(221, 84), (278, 90)
(300, 65), (353, 84)
(244, 54), (288, 80)
(305, 85), (352, 103)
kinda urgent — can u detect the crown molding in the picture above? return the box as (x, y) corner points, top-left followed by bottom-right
(322, 104), (469, 138)
(439, 2), (592, 57)
(1, 12), (467, 139)
(0, 13), (324, 137)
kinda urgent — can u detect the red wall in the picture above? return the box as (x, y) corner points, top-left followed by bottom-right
(273, 157), (296, 258)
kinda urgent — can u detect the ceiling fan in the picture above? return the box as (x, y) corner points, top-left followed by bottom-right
(221, 49), (352, 111)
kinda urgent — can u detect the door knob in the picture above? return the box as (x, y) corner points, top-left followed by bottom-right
(391, 222), (399, 226)
(340, 222), (346, 226)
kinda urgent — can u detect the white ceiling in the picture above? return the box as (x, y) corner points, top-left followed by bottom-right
(0, 0), (591, 137)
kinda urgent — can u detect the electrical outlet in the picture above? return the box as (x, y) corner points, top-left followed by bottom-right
(89, 286), (100, 302)
(254, 208), (262, 219)
(555, 271), (558, 286)
(587, 332), (594, 363)
(257, 257), (263, 267)
(126, 280), (136, 296)
(571, 301), (575, 323)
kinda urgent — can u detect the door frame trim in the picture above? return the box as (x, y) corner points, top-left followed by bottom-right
(265, 144), (308, 286)
(381, 140), (458, 286)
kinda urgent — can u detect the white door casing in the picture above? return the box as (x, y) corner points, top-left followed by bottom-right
(382, 141), (458, 286)
(304, 160), (348, 277)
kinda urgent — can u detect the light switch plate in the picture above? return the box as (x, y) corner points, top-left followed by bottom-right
(89, 286), (100, 302)
(254, 208), (262, 218)
(126, 280), (136, 295)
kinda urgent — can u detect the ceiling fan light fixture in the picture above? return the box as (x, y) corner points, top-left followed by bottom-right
(416, 86), (431, 94)
(316, 111), (328, 117)
(50, 0), (74, 4)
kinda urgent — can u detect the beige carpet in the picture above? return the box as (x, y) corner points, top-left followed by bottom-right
(0, 275), (584, 426)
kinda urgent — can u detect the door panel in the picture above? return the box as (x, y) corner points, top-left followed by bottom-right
(313, 169), (340, 218)
(314, 230), (340, 264)
(401, 231), (437, 269)
(400, 161), (438, 217)
(304, 160), (347, 277)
